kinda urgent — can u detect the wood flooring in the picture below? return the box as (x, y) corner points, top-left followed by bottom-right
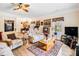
(12, 41), (75, 56)
(12, 42), (35, 56)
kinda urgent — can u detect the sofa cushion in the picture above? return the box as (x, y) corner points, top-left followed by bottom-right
(7, 33), (16, 40)
(0, 32), (2, 41)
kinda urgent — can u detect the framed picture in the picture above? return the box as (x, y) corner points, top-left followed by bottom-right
(41, 21), (43, 26)
(21, 21), (28, 28)
(36, 20), (40, 26)
(44, 19), (51, 27)
(52, 17), (64, 22)
(4, 20), (14, 32)
(31, 21), (35, 24)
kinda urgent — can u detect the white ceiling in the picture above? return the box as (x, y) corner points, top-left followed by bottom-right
(0, 3), (79, 18)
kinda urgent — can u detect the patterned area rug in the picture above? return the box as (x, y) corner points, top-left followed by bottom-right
(27, 40), (63, 56)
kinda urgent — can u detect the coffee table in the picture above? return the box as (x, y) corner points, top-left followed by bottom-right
(37, 38), (55, 51)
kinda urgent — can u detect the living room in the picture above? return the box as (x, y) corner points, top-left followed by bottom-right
(0, 3), (79, 56)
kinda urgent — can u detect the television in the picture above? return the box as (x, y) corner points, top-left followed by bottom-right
(65, 27), (78, 37)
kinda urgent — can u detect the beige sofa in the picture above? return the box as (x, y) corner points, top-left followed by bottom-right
(2, 32), (23, 50)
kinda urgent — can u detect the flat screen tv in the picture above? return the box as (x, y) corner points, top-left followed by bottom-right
(65, 27), (78, 37)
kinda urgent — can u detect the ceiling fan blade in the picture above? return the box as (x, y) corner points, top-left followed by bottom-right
(22, 8), (29, 12)
(13, 4), (22, 10)
(24, 4), (30, 7)
(12, 3), (30, 12)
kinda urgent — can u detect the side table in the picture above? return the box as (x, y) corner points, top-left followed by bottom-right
(22, 38), (27, 45)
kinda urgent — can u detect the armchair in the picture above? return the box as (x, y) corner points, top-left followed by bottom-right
(2, 32), (23, 50)
(0, 32), (14, 56)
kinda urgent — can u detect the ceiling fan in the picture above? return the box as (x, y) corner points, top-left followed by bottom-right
(13, 3), (30, 12)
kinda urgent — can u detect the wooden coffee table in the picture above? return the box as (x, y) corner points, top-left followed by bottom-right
(37, 38), (55, 51)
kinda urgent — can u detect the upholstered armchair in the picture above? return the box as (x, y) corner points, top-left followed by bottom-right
(0, 32), (14, 56)
(2, 32), (23, 50)
(0, 42), (14, 56)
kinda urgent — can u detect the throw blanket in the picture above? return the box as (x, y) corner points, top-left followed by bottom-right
(32, 34), (45, 43)
(0, 42), (14, 56)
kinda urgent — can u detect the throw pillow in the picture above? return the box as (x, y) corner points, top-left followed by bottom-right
(7, 33), (16, 40)
(0, 32), (2, 41)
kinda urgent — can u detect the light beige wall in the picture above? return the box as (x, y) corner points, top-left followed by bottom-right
(30, 9), (79, 39)
(31, 9), (79, 27)
(0, 8), (79, 36)
(0, 19), (4, 32)
(15, 18), (32, 32)
(51, 9), (79, 36)
(53, 11), (79, 27)
(0, 16), (32, 33)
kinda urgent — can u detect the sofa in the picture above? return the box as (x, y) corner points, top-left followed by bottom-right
(2, 32), (23, 49)
(0, 42), (14, 56)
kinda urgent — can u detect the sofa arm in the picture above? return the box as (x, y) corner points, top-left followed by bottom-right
(3, 39), (12, 41)
(2, 39), (12, 46)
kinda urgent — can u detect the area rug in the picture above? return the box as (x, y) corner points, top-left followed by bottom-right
(27, 40), (63, 56)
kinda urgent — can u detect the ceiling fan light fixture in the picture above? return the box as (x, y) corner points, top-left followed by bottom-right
(13, 3), (30, 12)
